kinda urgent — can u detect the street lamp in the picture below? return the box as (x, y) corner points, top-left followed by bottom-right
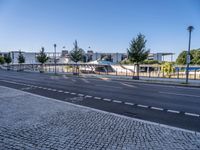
(185, 26), (194, 84)
(54, 44), (57, 75)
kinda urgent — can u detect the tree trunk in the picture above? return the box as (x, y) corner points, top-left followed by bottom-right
(133, 64), (140, 80)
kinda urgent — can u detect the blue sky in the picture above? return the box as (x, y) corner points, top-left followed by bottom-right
(0, 0), (199, 58)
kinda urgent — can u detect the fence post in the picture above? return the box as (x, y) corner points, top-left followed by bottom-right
(177, 68), (179, 79)
(194, 69), (197, 80)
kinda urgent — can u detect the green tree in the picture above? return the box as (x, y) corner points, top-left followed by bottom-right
(70, 40), (85, 74)
(0, 56), (5, 64)
(37, 47), (49, 73)
(176, 49), (200, 65)
(4, 53), (12, 70)
(176, 51), (187, 65)
(127, 33), (150, 79)
(161, 62), (175, 78)
(70, 40), (85, 63)
(18, 51), (25, 71)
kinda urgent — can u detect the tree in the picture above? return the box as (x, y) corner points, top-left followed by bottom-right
(70, 40), (85, 63)
(161, 62), (175, 78)
(127, 33), (150, 79)
(18, 51), (25, 71)
(176, 51), (187, 65)
(70, 40), (85, 74)
(176, 49), (200, 65)
(37, 47), (49, 73)
(0, 56), (5, 65)
(4, 53), (12, 70)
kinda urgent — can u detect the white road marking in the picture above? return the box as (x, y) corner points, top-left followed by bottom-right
(113, 100), (122, 103)
(71, 79), (76, 82)
(159, 91), (200, 98)
(94, 97), (101, 100)
(185, 112), (200, 117)
(124, 102), (134, 106)
(58, 90), (63, 93)
(120, 82), (137, 88)
(85, 95), (92, 98)
(137, 104), (148, 108)
(103, 98), (111, 102)
(64, 91), (69, 94)
(167, 110), (180, 114)
(151, 107), (164, 111)
(95, 84), (122, 89)
(70, 92), (76, 95)
(81, 78), (90, 83)
(78, 94), (84, 97)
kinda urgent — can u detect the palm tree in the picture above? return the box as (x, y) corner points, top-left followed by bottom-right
(186, 26), (194, 84)
(127, 33), (150, 79)
(37, 47), (49, 73)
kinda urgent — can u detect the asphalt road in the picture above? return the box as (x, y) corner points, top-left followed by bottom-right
(0, 69), (200, 132)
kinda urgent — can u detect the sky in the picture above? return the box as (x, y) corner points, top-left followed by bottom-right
(0, 0), (199, 59)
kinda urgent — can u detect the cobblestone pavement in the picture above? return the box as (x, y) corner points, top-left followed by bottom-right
(0, 86), (200, 150)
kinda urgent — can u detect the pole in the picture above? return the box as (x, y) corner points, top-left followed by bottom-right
(186, 30), (192, 84)
(54, 44), (57, 75)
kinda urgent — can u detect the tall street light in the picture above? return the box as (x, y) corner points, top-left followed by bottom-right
(54, 44), (57, 75)
(185, 26), (194, 84)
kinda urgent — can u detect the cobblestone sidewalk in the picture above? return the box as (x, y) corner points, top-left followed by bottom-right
(0, 86), (200, 150)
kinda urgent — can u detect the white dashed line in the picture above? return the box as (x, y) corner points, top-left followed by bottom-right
(58, 90), (63, 93)
(70, 93), (76, 95)
(103, 98), (111, 102)
(137, 104), (148, 108)
(184, 112), (200, 117)
(78, 94), (84, 97)
(85, 95), (92, 98)
(124, 102), (134, 106)
(64, 91), (69, 94)
(150, 107), (164, 111)
(167, 110), (180, 114)
(113, 100), (122, 103)
(94, 97), (101, 100)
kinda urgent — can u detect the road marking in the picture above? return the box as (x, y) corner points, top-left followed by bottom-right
(78, 94), (84, 97)
(124, 102), (134, 106)
(64, 91), (69, 94)
(113, 100), (122, 103)
(120, 82), (137, 88)
(95, 84), (122, 89)
(150, 107), (164, 111)
(85, 95), (92, 98)
(137, 104), (148, 108)
(184, 112), (200, 117)
(52, 89), (57, 91)
(167, 110), (180, 114)
(159, 91), (200, 98)
(70, 92), (76, 95)
(103, 98), (111, 102)
(94, 97), (101, 100)
(71, 79), (76, 82)
(81, 78), (90, 83)
(42, 87), (47, 90)
(58, 90), (63, 93)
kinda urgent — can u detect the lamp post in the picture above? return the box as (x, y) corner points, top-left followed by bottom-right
(185, 26), (194, 84)
(54, 44), (57, 75)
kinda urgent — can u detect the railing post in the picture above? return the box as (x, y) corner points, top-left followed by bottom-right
(194, 69), (197, 80)
(177, 68), (179, 79)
